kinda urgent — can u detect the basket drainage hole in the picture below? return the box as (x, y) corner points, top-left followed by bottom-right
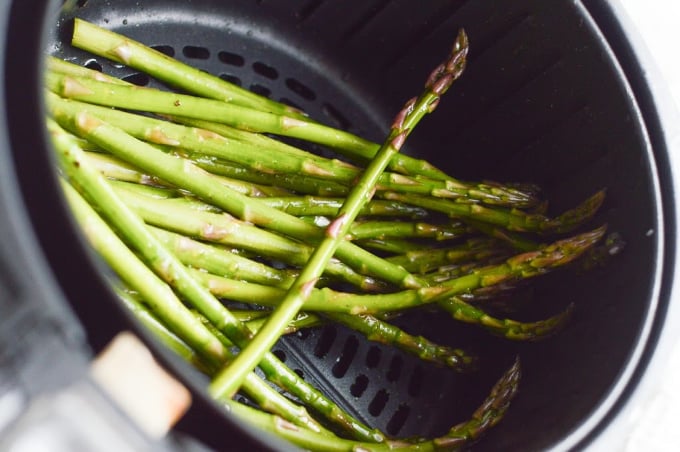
(368, 389), (389, 416)
(286, 78), (316, 101)
(386, 404), (410, 436)
(249, 83), (271, 98)
(183, 45), (210, 60)
(314, 325), (337, 358)
(219, 74), (242, 86)
(322, 103), (352, 131)
(408, 365), (424, 397)
(253, 61), (279, 80)
(350, 374), (369, 397)
(366, 346), (381, 368)
(332, 335), (359, 378)
(386, 355), (403, 382)
(122, 72), (151, 86)
(219, 51), (245, 67)
(151, 45), (175, 58)
(272, 349), (286, 362)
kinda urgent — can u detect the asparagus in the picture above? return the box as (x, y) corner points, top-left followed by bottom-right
(70, 18), (305, 117)
(347, 220), (469, 242)
(116, 289), (332, 435)
(385, 238), (510, 274)
(259, 196), (429, 219)
(187, 154), (351, 197)
(383, 190), (606, 234)
(149, 226), (298, 289)
(187, 226), (604, 314)
(441, 297), (573, 341)
(85, 149), (291, 198)
(48, 92), (507, 205)
(58, 178), (227, 364)
(326, 312), (477, 371)
(69, 19), (539, 209)
(209, 30), (471, 397)
(356, 238), (427, 255)
(111, 181), (385, 292)
(50, 119), (385, 443)
(225, 358), (520, 451)
(49, 106), (424, 289)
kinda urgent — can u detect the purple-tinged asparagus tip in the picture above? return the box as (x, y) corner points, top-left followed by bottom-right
(390, 130), (409, 151)
(391, 97), (416, 131)
(427, 97), (441, 113)
(425, 63), (446, 89)
(452, 29), (469, 55)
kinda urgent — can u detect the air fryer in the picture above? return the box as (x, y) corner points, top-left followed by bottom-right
(0, 0), (677, 450)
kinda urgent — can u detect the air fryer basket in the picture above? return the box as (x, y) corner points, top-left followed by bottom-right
(38, 0), (670, 450)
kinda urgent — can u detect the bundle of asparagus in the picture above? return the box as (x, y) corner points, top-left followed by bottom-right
(46, 18), (615, 450)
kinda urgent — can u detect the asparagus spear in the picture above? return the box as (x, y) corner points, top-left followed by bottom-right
(70, 18), (306, 117)
(47, 103), (422, 289)
(47, 92), (506, 205)
(326, 312), (477, 371)
(49, 118), (385, 443)
(116, 289), (332, 435)
(347, 220), (469, 242)
(383, 190), (606, 234)
(111, 182), (385, 292)
(385, 238), (510, 274)
(209, 30), (471, 397)
(69, 19), (538, 209)
(84, 149), (291, 198)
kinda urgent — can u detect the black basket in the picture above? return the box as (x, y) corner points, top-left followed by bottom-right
(2, 0), (674, 450)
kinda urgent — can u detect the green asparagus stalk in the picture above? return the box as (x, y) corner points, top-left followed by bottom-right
(115, 289), (335, 435)
(85, 149), (291, 198)
(48, 92), (504, 204)
(69, 19), (539, 209)
(58, 178), (228, 365)
(208, 32), (471, 397)
(347, 220), (469, 242)
(187, 153), (350, 197)
(149, 226), (298, 289)
(385, 238), (510, 274)
(441, 297), (573, 341)
(47, 101), (423, 290)
(326, 312), (477, 371)
(187, 227), (603, 315)
(115, 287), (218, 376)
(111, 182), (384, 292)
(355, 238), (427, 255)
(383, 190), (606, 234)
(70, 18), (306, 117)
(225, 358), (520, 451)
(259, 196), (429, 219)
(46, 55), (129, 85)
(50, 118), (384, 443)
